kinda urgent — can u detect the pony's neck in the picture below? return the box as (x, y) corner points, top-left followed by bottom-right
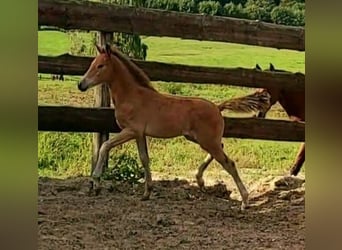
(107, 56), (138, 106)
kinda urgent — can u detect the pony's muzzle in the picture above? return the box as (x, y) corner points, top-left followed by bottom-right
(78, 80), (88, 92)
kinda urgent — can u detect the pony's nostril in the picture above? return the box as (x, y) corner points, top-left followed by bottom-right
(78, 82), (87, 92)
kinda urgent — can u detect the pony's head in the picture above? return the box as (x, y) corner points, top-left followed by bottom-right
(78, 44), (114, 92)
(253, 63), (282, 118)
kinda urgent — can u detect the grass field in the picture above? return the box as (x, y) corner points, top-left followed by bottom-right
(38, 31), (305, 189)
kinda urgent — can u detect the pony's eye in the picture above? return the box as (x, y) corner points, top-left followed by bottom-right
(97, 64), (104, 69)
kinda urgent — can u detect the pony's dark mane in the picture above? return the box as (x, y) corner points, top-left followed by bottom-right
(110, 46), (156, 92)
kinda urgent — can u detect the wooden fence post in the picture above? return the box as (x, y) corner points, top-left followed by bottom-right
(91, 32), (113, 174)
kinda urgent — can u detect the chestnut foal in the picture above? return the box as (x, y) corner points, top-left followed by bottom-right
(78, 44), (270, 209)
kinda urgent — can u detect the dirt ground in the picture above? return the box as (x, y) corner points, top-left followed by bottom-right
(38, 175), (305, 250)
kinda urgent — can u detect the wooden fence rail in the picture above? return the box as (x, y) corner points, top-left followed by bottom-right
(38, 0), (305, 51)
(38, 54), (305, 91)
(38, 106), (305, 142)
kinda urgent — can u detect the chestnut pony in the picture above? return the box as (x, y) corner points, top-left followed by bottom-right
(254, 63), (305, 176)
(78, 44), (270, 209)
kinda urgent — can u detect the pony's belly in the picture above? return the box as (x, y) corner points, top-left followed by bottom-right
(144, 122), (184, 138)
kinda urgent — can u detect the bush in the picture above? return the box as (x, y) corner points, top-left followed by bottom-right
(223, 2), (246, 18)
(178, 0), (197, 12)
(145, 0), (167, 9)
(271, 5), (304, 26)
(103, 153), (144, 184)
(198, 1), (223, 15)
(279, 0), (304, 6)
(229, 0), (248, 5)
(245, 0), (276, 22)
(166, 0), (181, 10)
(145, 0), (179, 10)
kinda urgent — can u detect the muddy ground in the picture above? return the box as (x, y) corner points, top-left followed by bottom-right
(38, 176), (305, 249)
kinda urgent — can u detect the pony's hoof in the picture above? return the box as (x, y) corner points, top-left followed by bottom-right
(141, 194), (150, 201)
(241, 202), (250, 211)
(197, 184), (206, 193)
(196, 178), (206, 192)
(87, 180), (95, 196)
(88, 177), (102, 196)
(94, 187), (102, 196)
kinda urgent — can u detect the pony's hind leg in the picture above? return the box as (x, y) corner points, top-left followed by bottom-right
(195, 143), (224, 191)
(136, 136), (152, 200)
(196, 154), (214, 191)
(206, 143), (249, 209)
(184, 135), (214, 190)
(289, 143), (305, 176)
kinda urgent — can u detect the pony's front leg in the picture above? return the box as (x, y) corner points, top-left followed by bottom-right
(90, 128), (136, 195)
(136, 136), (152, 200)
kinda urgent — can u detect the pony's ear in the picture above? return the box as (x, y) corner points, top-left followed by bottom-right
(269, 63), (275, 71)
(105, 43), (112, 57)
(95, 44), (103, 53)
(255, 64), (262, 70)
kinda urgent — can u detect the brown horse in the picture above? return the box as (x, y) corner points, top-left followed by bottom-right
(78, 44), (270, 209)
(254, 63), (305, 176)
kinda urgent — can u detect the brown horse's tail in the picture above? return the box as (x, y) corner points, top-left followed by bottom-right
(217, 91), (271, 113)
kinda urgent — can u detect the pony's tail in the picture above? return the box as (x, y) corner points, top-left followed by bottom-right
(218, 91), (271, 113)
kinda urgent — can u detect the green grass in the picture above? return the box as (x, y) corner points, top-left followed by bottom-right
(142, 36), (305, 73)
(38, 31), (305, 189)
(38, 31), (70, 55)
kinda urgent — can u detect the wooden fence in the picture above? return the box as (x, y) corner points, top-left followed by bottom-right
(39, 0), (304, 51)
(38, 54), (304, 91)
(38, 0), (305, 172)
(39, 106), (304, 142)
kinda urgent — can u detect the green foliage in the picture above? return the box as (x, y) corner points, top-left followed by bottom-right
(223, 2), (246, 18)
(68, 0), (149, 59)
(145, 0), (178, 10)
(245, 0), (276, 22)
(271, 4), (304, 26)
(280, 0), (304, 6)
(163, 83), (184, 95)
(96, 0), (305, 26)
(229, 0), (248, 5)
(68, 31), (97, 56)
(38, 132), (92, 176)
(198, 1), (223, 15)
(94, 0), (305, 26)
(103, 154), (144, 183)
(113, 32), (149, 60)
(178, 0), (197, 12)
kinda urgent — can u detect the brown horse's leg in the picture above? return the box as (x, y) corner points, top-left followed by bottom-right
(289, 143), (305, 176)
(206, 144), (249, 209)
(136, 136), (152, 200)
(90, 128), (136, 194)
(196, 154), (214, 191)
(93, 128), (136, 177)
(184, 135), (216, 190)
(195, 143), (225, 191)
